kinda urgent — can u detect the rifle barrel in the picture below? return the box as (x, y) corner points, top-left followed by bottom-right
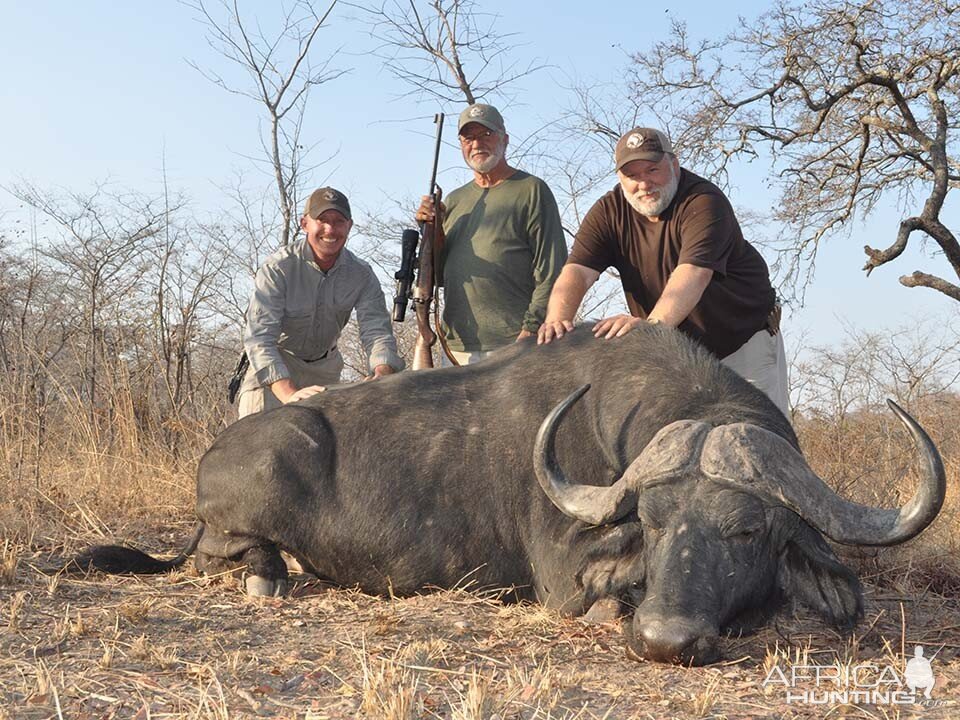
(428, 113), (444, 195)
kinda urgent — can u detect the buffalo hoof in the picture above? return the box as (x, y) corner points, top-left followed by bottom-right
(239, 544), (288, 597)
(583, 597), (622, 624)
(245, 574), (288, 598)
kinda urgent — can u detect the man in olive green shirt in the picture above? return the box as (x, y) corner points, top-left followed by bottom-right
(416, 104), (567, 364)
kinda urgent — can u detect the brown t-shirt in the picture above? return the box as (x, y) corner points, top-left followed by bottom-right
(569, 169), (775, 358)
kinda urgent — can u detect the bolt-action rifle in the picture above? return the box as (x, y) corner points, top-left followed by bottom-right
(392, 113), (446, 369)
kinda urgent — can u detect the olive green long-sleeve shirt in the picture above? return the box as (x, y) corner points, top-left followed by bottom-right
(440, 171), (567, 352)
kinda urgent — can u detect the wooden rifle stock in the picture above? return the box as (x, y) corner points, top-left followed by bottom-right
(411, 113), (445, 370)
(412, 190), (440, 370)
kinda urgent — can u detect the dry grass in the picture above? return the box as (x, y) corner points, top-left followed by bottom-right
(0, 368), (209, 550)
(1, 563), (958, 718)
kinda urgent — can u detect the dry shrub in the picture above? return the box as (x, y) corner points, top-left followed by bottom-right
(796, 393), (960, 593)
(398, 638), (451, 666)
(684, 670), (722, 717)
(450, 670), (497, 720)
(358, 652), (423, 719)
(0, 358), (218, 547)
(0, 539), (18, 584)
(6, 590), (29, 632)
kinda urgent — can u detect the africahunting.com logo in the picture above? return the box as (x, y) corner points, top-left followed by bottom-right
(762, 645), (943, 706)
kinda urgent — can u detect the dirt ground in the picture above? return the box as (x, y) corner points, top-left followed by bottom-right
(1, 521), (958, 720)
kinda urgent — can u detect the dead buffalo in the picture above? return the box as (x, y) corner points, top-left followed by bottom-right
(75, 325), (946, 665)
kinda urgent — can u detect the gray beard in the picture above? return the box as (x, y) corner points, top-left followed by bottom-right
(623, 166), (680, 218)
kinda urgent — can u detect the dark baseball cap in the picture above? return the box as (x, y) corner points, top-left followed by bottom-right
(614, 127), (674, 169)
(303, 187), (351, 220)
(458, 103), (505, 134)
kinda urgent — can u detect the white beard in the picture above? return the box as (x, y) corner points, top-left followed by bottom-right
(623, 164), (680, 218)
(467, 138), (505, 173)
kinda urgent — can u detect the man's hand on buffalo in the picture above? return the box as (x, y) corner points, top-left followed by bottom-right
(415, 195), (447, 224)
(516, 328), (535, 342)
(538, 264), (600, 345)
(287, 385), (327, 402)
(271, 378), (326, 404)
(593, 314), (645, 339)
(537, 319), (575, 345)
(364, 363), (396, 381)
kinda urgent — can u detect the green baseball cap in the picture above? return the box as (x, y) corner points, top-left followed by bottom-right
(458, 103), (505, 134)
(303, 187), (351, 220)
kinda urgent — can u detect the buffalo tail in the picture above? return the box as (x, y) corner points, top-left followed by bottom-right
(68, 522), (205, 575)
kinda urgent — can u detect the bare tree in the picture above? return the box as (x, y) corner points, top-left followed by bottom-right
(153, 231), (226, 416)
(358, 0), (544, 105)
(142, 156), (227, 422)
(870, 321), (960, 405)
(792, 315), (960, 415)
(200, 172), (281, 332)
(8, 183), (168, 420)
(613, 0), (960, 301)
(186, 0), (345, 246)
(0, 235), (74, 489)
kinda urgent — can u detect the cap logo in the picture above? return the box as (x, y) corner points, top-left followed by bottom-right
(626, 132), (645, 149)
(468, 106), (483, 118)
(322, 190), (338, 201)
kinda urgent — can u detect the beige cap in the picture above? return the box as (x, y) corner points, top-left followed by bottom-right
(458, 103), (505, 134)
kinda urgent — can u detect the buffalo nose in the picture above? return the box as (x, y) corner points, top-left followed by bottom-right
(634, 614), (718, 665)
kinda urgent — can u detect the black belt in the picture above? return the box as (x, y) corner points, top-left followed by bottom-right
(305, 345), (337, 363)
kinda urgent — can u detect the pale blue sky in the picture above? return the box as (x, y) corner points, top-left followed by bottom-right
(1, 1), (956, 351)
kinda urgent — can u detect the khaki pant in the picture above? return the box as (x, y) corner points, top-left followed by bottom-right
(440, 348), (494, 367)
(237, 348), (344, 418)
(721, 329), (790, 417)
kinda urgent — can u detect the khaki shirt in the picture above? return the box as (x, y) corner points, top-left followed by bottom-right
(242, 240), (403, 390)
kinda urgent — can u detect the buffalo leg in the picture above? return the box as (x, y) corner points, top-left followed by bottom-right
(240, 544), (288, 598)
(195, 550), (244, 578)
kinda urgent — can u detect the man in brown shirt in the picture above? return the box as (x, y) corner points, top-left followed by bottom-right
(537, 127), (788, 415)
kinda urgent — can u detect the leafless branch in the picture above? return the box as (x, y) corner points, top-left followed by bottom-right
(577, 0), (960, 304)
(185, 0), (345, 245)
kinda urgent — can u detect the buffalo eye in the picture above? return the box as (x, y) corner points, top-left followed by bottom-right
(719, 503), (766, 542)
(721, 521), (764, 542)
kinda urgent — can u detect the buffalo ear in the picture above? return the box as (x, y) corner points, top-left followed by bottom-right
(577, 522), (645, 608)
(779, 521), (863, 630)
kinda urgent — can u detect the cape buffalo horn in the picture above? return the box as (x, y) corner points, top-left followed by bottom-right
(701, 400), (946, 547)
(533, 386), (711, 525)
(534, 385), (639, 525)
